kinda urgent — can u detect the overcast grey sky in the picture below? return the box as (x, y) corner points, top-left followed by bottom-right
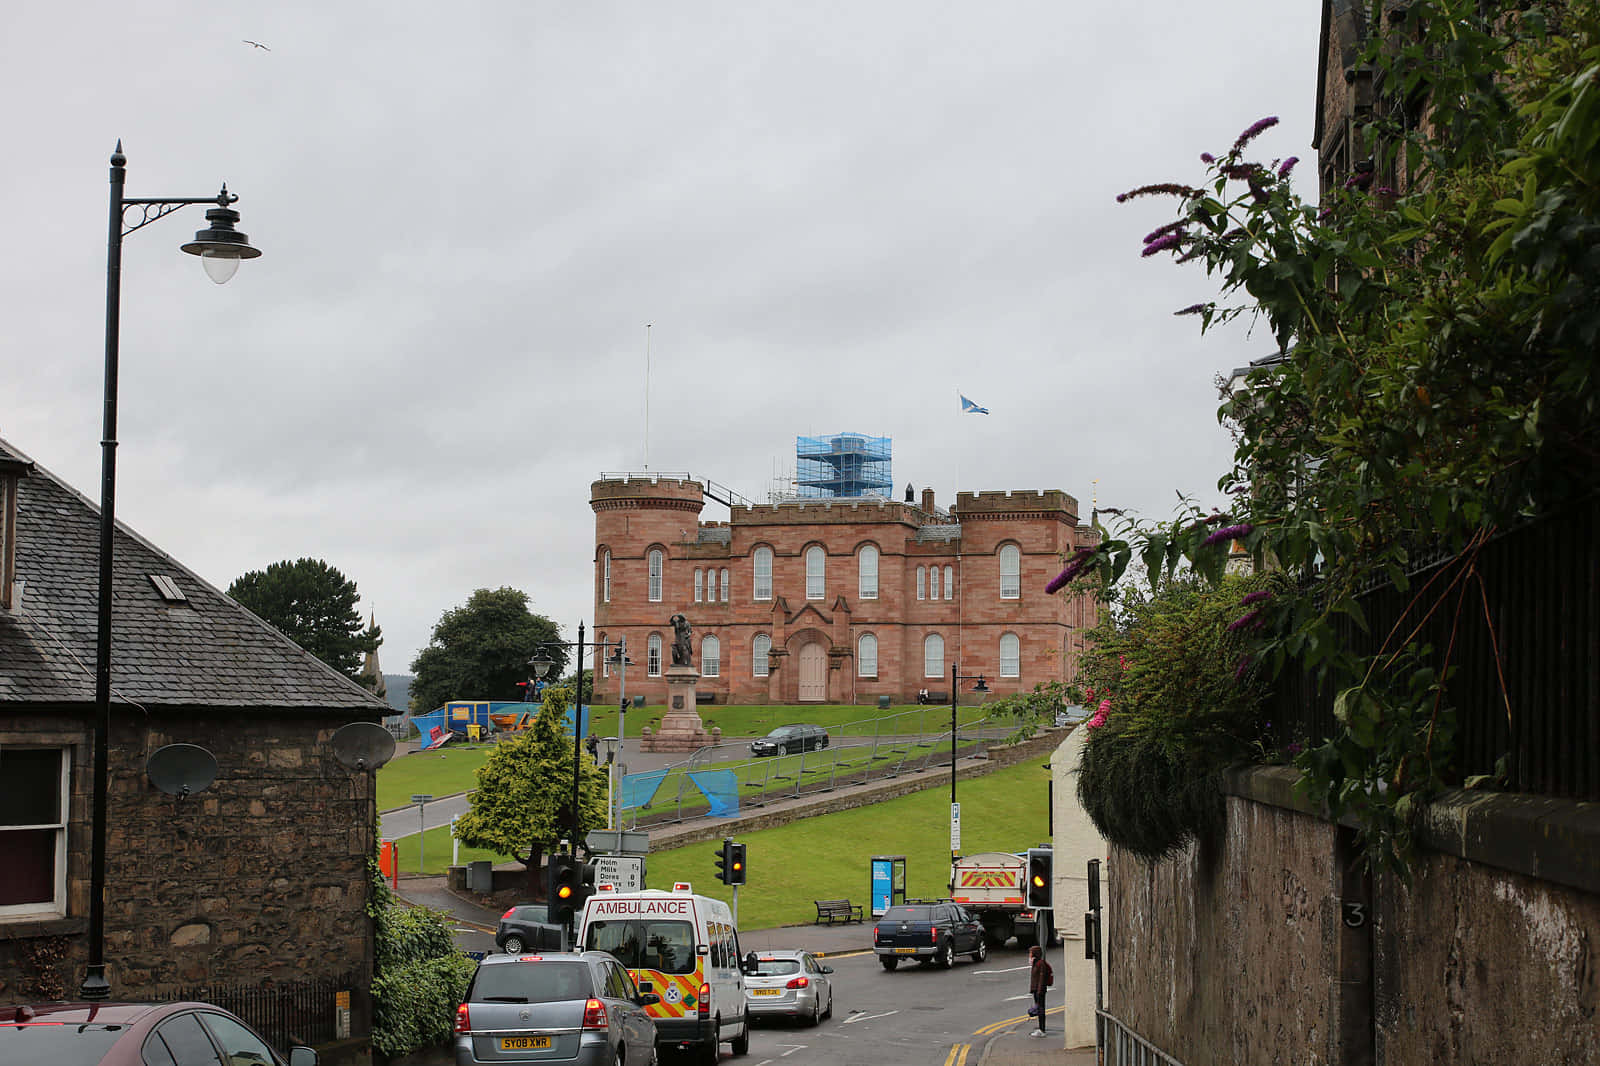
(2, 2), (1320, 678)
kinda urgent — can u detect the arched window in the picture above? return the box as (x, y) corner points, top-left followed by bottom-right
(702, 635), (721, 677)
(806, 545), (825, 600)
(999, 544), (1021, 599)
(752, 634), (771, 677)
(601, 633), (610, 677)
(1000, 632), (1021, 677)
(602, 550), (611, 603)
(944, 565), (955, 600)
(720, 568), (730, 602)
(858, 545), (879, 599)
(753, 546), (773, 600)
(694, 568), (703, 603)
(924, 634), (945, 678)
(647, 632), (663, 676)
(648, 549), (664, 602)
(858, 633), (878, 677)
(917, 566), (926, 600)
(929, 565), (941, 600)
(707, 568), (718, 602)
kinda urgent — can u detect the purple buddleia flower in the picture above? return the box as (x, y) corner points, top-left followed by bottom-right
(1045, 548), (1096, 594)
(1141, 233), (1184, 257)
(1221, 163), (1260, 181)
(1202, 523), (1253, 547)
(1097, 507), (1125, 516)
(1174, 303), (1211, 316)
(1142, 220), (1188, 244)
(1316, 207), (1335, 221)
(1278, 156), (1300, 178)
(1287, 742), (1304, 756)
(1232, 116), (1279, 153)
(1343, 170), (1373, 191)
(1221, 227), (1247, 242)
(1239, 590), (1273, 606)
(1116, 183), (1202, 204)
(1375, 186), (1397, 198)
(1227, 609), (1263, 633)
(1200, 152), (1216, 163)
(1234, 656), (1254, 680)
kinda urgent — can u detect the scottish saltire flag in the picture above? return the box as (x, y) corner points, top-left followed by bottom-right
(960, 393), (990, 415)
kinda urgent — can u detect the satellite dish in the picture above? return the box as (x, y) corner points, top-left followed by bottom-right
(145, 744), (218, 798)
(332, 722), (397, 771)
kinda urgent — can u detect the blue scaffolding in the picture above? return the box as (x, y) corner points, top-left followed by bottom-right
(796, 433), (893, 498)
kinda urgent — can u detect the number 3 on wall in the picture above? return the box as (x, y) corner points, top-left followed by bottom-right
(1342, 901), (1367, 928)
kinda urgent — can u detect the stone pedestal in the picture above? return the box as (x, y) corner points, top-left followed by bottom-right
(640, 665), (714, 751)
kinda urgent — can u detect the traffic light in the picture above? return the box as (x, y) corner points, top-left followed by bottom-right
(1025, 847), (1054, 910)
(713, 838), (732, 884)
(727, 842), (747, 886)
(548, 852), (580, 925)
(572, 860), (598, 914)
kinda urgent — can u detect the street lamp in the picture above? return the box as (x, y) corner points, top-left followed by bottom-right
(84, 143), (261, 1001)
(533, 624), (626, 849)
(598, 736), (619, 830)
(605, 641), (633, 831)
(949, 662), (989, 861)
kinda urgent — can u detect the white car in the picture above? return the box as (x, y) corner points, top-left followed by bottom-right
(742, 950), (835, 1026)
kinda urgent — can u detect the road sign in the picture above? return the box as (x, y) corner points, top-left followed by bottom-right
(950, 802), (961, 852)
(586, 830), (650, 854)
(411, 794), (433, 804)
(593, 854), (645, 893)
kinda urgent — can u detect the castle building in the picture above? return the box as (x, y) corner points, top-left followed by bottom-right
(590, 475), (1099, 705)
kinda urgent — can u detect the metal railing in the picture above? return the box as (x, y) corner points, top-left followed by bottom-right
(166, 972), (357, 1055)
(1097, 1009), (1188, 1066)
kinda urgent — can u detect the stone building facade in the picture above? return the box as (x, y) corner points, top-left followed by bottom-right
(0, 438), (387, 1060)
(589, 475), (1099, 706)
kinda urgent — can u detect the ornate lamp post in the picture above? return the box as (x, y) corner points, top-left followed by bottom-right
(532, 624), (627, 848)
(949, 662), (989, 861)
(83, 143), (261, 1001)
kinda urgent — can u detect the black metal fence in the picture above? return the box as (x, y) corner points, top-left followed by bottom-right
(168, 971), (358, 1056)
(1267, 496), (1600, 799)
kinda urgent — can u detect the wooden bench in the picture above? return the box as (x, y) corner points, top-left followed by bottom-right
(814, 899), (864, 925)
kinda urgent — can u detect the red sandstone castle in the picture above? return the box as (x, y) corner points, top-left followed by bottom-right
(590, 475), (1099, 706)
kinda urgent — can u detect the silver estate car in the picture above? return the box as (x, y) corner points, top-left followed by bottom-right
(453, 950), (659, 1066)
(742, 950), (834, 1026)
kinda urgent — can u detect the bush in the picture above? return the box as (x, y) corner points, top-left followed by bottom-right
(369, 857), (476, 1060)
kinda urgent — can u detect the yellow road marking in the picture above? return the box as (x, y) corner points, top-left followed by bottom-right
(973, 1004), (1065, 1036)
(943, 1043), (971, 1066)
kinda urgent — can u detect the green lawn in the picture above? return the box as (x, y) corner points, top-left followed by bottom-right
(381, 754), (1052, 932)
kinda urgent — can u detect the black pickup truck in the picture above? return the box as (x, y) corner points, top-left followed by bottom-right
(871, 901), (987, 970)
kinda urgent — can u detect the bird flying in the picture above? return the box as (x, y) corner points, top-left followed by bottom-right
(242, 40), (270, 51)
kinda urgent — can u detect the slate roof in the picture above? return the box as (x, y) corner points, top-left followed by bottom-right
(0, 437), (391, 714)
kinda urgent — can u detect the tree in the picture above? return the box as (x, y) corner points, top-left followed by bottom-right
(228, 558), (378, 678)
(449, 685), (608, 894)
(408, 587), (562, 714)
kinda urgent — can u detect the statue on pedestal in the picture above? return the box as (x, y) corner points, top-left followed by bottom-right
(670, 613), (693, 667)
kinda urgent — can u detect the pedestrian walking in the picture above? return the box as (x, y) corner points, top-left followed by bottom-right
(1028, 943), (1053, 1037)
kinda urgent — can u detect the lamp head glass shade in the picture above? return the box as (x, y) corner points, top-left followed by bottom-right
(179, 205), (261, 285)
(529, 654), (555, 679)
(972, 677), (990, 693)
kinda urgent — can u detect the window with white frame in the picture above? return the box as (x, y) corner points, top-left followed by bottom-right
(944, 565), (954, 600)
(753, 547), (773, 600)
(805, 545), (825, 600)
(917, 566), (926, 600)
(858, 633), (878, 677)
(648, 549), (663, 602)
(858, 545), (879, 599)
(924, 634), (945, 678)
(601, 636), (610, 677)
(707, 569), (718, 603)
(694, 568), (703, 603)
(999, 544), (1021, 599)
(0, 747), (68, 917)
(702, 635), (721, 677)
(720, 568), (729, 602)
(602, 550), (611, 603)
(929, 565), (941, 600)
(647, 633), (663, 676)
(1000, 632), (1021, 677)
(752, 634), (771, 677)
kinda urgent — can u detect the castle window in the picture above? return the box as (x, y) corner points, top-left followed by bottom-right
(858, 633), (878, 678)
(999, 544), (1021, 599)
(0, 747), (67, 918)
(702, 635), (720, 677)
(858, 545), (879, 599)
(805, 545), (825, 600)
(924, 634), (945, 678)
(753, 634), (771, 677)
(602, 550), (611, 603)
(929, 566), (941, 600)
(917, 566), (926, 600)
(944, 565), (955, 600)
(647, 633), (662, 676)
(648, 550), (663, 602)
(753, 547), (773, 600)
(707, 569), (718, 603)
(720, 568), (730, 603)
(1000, 632), (1020, 678)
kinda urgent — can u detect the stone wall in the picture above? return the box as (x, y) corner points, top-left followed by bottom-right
(1102, 766), (1600, 1064)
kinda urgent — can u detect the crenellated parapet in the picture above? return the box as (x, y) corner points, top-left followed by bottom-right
(954, 489), (1080, 524)
(730, 497), (926, 528)
(590, 476), (706, 514)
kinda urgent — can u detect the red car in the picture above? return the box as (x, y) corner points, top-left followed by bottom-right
(0, 1001), (317, 1066)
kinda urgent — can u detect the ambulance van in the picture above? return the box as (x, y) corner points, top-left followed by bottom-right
(577, 883), (750, 1061)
